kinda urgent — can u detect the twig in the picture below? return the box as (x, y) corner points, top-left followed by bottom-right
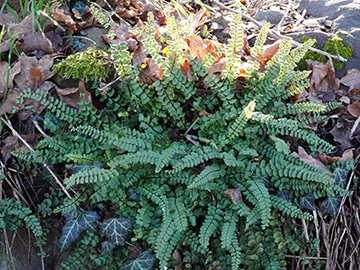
(285, 254), (327, 260)
(277, 0), (292, 32)
(350, 116), (360, 137)
(210, 0), (347, 62)
(32, 118), (51, 139)
(1, 116), (72, 199)
(293, 9), (306, 29)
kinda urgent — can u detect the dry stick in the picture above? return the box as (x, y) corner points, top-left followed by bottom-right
(277, 0), (292, 33)
(210, 0), (347, 62)
(0, 116), (72, 199)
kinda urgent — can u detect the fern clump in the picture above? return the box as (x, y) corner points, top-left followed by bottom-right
(12, 7), (353, 270)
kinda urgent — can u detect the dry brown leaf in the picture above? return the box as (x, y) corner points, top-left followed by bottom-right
(291, 146), (329, 172)
(340, 69), (360, 90)
(138, 58), (163, 84)
(0, 12), (19, 27)
(102, 22), (132, 46)
(179, 58), (195, 81)
(329, 117), (353, 144)
(1, 136), (19, 163)
(0, 61), (21, 98)
(17, 81), (56, 120)
(307, 58), (340, 103)
(347, 101), (360, 117)
(15, 32), (54, 55)
(225, 188), (243, 205)
(56, 80), (92, 108)
(50, 3), (78, 35)
(327, 148), (354, 163)
(132, 43), (147, 65)
(0, 16), (33, 53)
(262, 40), (281, 60)
(172, 250), (182, 270)
(13, 55), (53, 90)
(186, 34), (219, 61)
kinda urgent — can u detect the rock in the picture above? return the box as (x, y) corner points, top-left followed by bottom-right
(324, 19), (333, 28)
(295, 0), (360, 77)
(254, 10), (284, 25)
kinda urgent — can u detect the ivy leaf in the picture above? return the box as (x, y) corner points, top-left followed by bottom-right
(300, 193), (315, 211)
(59, 209), (100, 252)
(333, 167), (348, 188)
(322, 196), (340, 218)
(123, 251), (155, 270)
(101, 240), (115, 254)
(101, 217), (132, 245)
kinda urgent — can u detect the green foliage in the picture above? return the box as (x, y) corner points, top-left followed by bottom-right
(11, 8), (353, 270)
(0, 198), (43, 246)
(53, 47), (114, 82)
(59, 209), (100, 252)
(297, 36), (353, 70)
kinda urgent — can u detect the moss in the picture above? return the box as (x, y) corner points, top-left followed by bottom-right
(297, 36), (353, 70)
(53, 47), (114, 82)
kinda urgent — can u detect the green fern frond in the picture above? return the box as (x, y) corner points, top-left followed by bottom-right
(220, 209), (238, 249)
(64, 167), (119, 188)
(250, 23), (270, 57)
(199, 205), (222, 249)
(188, 164), (222, 189)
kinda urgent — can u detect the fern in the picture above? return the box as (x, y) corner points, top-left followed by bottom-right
(10, 8), (349, 270)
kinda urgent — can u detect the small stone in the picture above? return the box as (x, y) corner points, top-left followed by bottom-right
(302, 19), (319, 28)
(254, 10), (284, 25)
(324, 19), (333, 28)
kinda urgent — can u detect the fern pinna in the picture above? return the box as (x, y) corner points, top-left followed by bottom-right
(13, 9), (351, 270)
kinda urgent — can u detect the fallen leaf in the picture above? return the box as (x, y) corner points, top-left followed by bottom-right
(172, 250), (182, 270)
(14, 55), (53, 90)
(50, 3), (78, 35)
(15, 32), (54, 55)
(132, 43), (147, 65)
(179, 58), (195, 81)
(340, 69), (360, 90)
(186, 34), (220, 61)
(56, 80), (92, 108)
(262, 40), (281, 60)
(102, 22), (132, 46)
(348, 101), (360, 117)
(307, 58), (340, 102)
(0, 61), (21, 98)
(225, 188), (243, 205)
(291, 146), (329, 172)
(327, 148), (354, 162)
(138, 58), (163, 84)
(1, 136), (19, 163)
(329, 117), (353, 144)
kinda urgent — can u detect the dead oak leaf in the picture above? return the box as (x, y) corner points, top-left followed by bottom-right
(348, 101), (360, 117)
(1, 136), (19, 163)
(0, 61), (21, 98)
(307, 58), (340, 103)
(15, 32), (54, 55)
(340, 69), (360, 90)
(56, 80), (92, 108)
(186, 34), (220, 61)
(291, 146), (329, 172)
(329, 117), (353, 144)
(14, 55), (53, 90)
(102, 22), (132, 46)
(225, 188), (243, 205)
(138, 58), (163, 84)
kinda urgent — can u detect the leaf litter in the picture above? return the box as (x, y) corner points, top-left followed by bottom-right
(1, 0), (360, 268)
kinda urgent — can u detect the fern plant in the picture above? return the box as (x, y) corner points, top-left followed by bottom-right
(12, 8), (353, 270)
